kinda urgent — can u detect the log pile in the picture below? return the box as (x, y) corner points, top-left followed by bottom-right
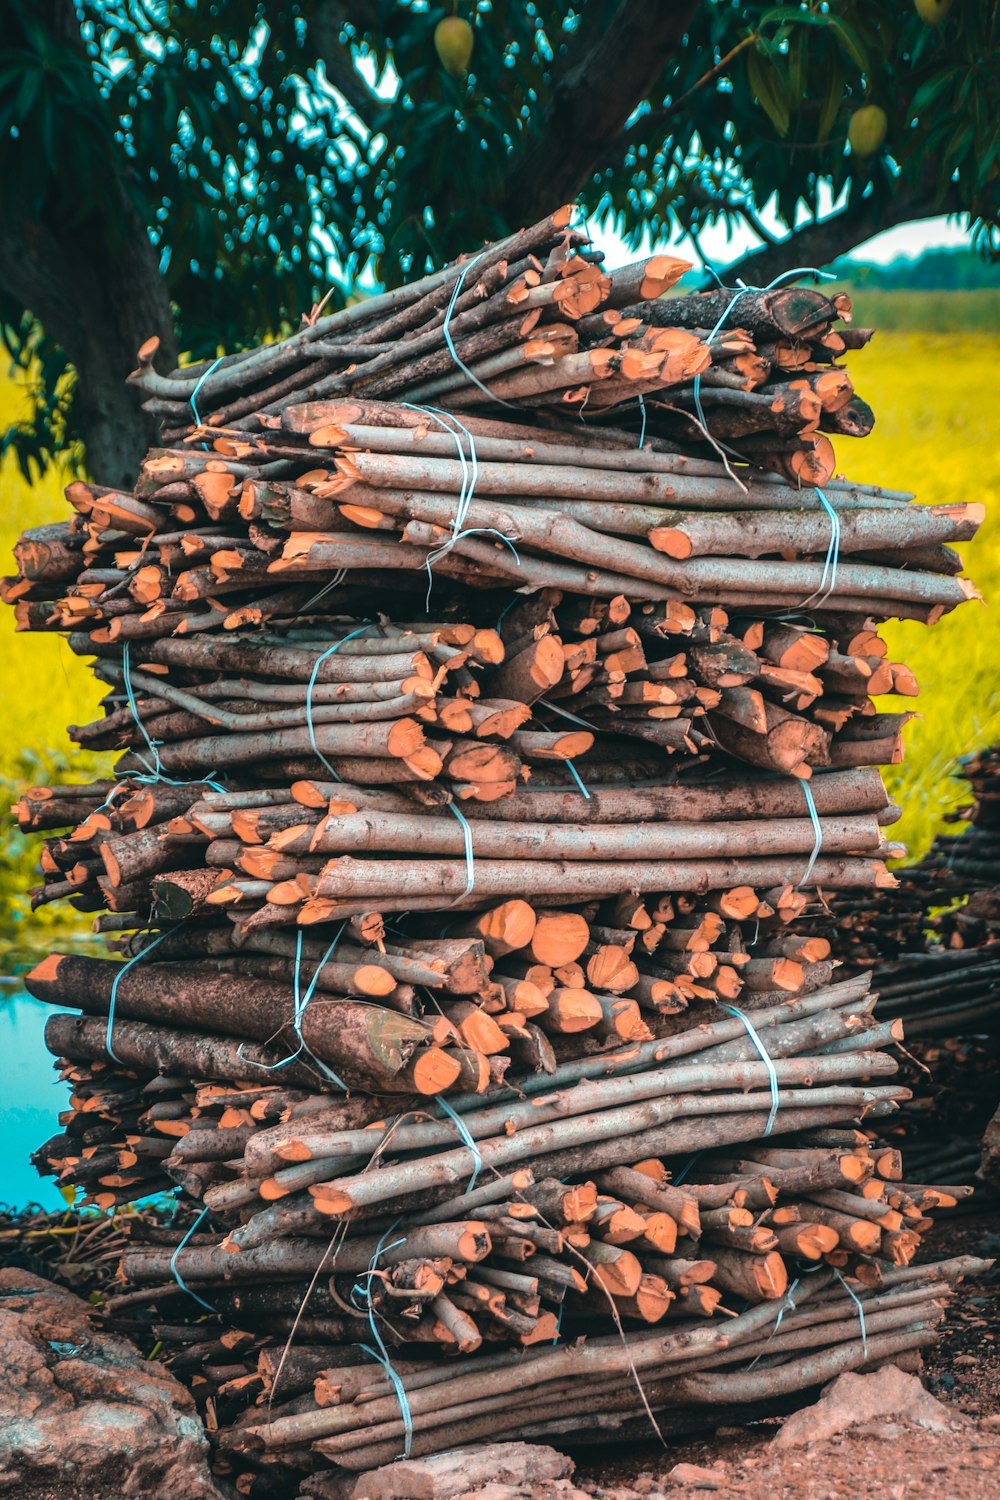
(2, 208), (986, 1492)
(817, 740), (1000, 1189)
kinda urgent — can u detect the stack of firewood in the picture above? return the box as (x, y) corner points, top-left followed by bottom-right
(816, 739), (1000, 1190)
(2, 209), (986, 1492)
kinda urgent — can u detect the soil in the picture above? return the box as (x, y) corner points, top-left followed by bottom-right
(568, 1209), (1000, 1500)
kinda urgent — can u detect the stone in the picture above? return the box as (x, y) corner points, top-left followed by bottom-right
(773, 1364), (966, 1449)
(304, 1441), (574, 1500)
(0, 1269), (223, 1500)
(981, 1100), (1000, 1187)
(664, 1462), (725, 1489)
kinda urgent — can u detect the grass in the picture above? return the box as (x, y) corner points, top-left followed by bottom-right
(0, 311), (997, 897)
(841, 330), (1000, 856)
(0, 368), (110, 969)
(831, 285), (1000, 334)
(0, 370), (105, 775)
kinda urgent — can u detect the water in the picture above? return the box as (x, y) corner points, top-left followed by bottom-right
(1, 991), (69, 1211)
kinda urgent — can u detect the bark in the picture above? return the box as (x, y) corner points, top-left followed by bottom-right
(0, 1), (176, 485)
(500, 0), (700, 225)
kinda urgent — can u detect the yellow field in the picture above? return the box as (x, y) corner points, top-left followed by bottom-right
(842, 332), (1000, 854)
(0, 371), (105, 772)
(1, 330), (997, 867)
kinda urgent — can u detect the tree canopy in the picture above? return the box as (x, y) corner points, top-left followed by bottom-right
(2, 0), (997, 484)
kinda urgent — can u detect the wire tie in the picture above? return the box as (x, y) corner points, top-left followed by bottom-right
(105, 924), (178, 1063)
(797, 486), (842, 610)
(401, 403), (520, 605)
(189, 355), (225, 428)
(169, 1205), (216, 1313)
(692, 264), (837, 488)
(797, 775), (823, 887)
(437, 1095), (483, 1192)
(352, 1224), (414, 1458)
(445, 802), (476, 901)
(440, 254), (516, 406)
(720, 1003), (781, 1136)
(306, 625), (374, 780)
(120, 643), (226, 793)
(834, 1269), (869, 1358)
(565, 759), (591, 801)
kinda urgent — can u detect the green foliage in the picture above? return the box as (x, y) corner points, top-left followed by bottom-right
(831, 247), (1000, 291)
(0, 296), (84, 483)
(0, 1), (997, 466)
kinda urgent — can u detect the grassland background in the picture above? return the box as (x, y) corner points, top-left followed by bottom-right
(0, 293), (998, 961)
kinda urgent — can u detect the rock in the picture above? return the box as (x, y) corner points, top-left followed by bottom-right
(773, 1365), (966, 1449)
(302, 1441), (573, 1500)
(981, 1100), (1000, 1187)
(664, 1463), (725, 1489)
(0, 1269), (224, 1500)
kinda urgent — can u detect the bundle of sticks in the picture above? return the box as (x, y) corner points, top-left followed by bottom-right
(4, 402), (981, 635)
(2, 206), (987, 1490)
(29, 968), (977, 1488)
(119, 203), (876, 488)
(816, 738), (1000, 1189)
(818, 736), (1000, 1035)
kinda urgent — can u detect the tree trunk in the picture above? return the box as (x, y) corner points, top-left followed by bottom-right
(0, 0), (176, 487)
(501, 0), (700, 226)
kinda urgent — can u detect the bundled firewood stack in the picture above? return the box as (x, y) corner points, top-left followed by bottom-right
(818, 740), (1000, 1029)
(816, 740), (1000, 1191)
(3, 208), (987, 1491)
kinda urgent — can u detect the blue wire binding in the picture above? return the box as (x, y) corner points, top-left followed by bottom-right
(120, 643), (227, 794)
(440, 254), (515, 406)
(169, 1205), (216, 1313)
(797, 486), (841, 610)
(351, 1224), (414, 1458)
(748, 1275), (801, 1369)
(691, 264), (837, 487)
(720, 1003), (781, 1136)
(238, 925), (349, 1088)
(445, 802), (476, 901)
(436, 1094), (483, 1192)
(637, 392), (648, 449)
(565, 759), (591, 801)
(400, 402), (519, 605)
(833, 1269), (869, 1358)
(290, 927), (350, 1088)
(537, 698), (600, 733)
(306, 625), (374, 780)
(121, 641), (165, 780)
(106, 924), (178, 1063)
(797, 775), (823, 887)
(673, 1149), (703, 1186)
(189, 356), (225, 428)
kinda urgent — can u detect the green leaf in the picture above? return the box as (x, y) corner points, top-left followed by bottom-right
(824, 16), (872, 74)
(818, 61), (844, 143)
(747, 47), (791, 137)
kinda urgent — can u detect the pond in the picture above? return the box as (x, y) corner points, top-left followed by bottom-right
(1, 991), (69, 1211)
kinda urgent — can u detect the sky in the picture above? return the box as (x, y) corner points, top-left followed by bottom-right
(587, 202), (974, 274)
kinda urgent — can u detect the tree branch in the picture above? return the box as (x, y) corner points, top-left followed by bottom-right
(501, 0), (700, 227)
(306, 0), (383, 123)
(706, 179), (966, 290)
